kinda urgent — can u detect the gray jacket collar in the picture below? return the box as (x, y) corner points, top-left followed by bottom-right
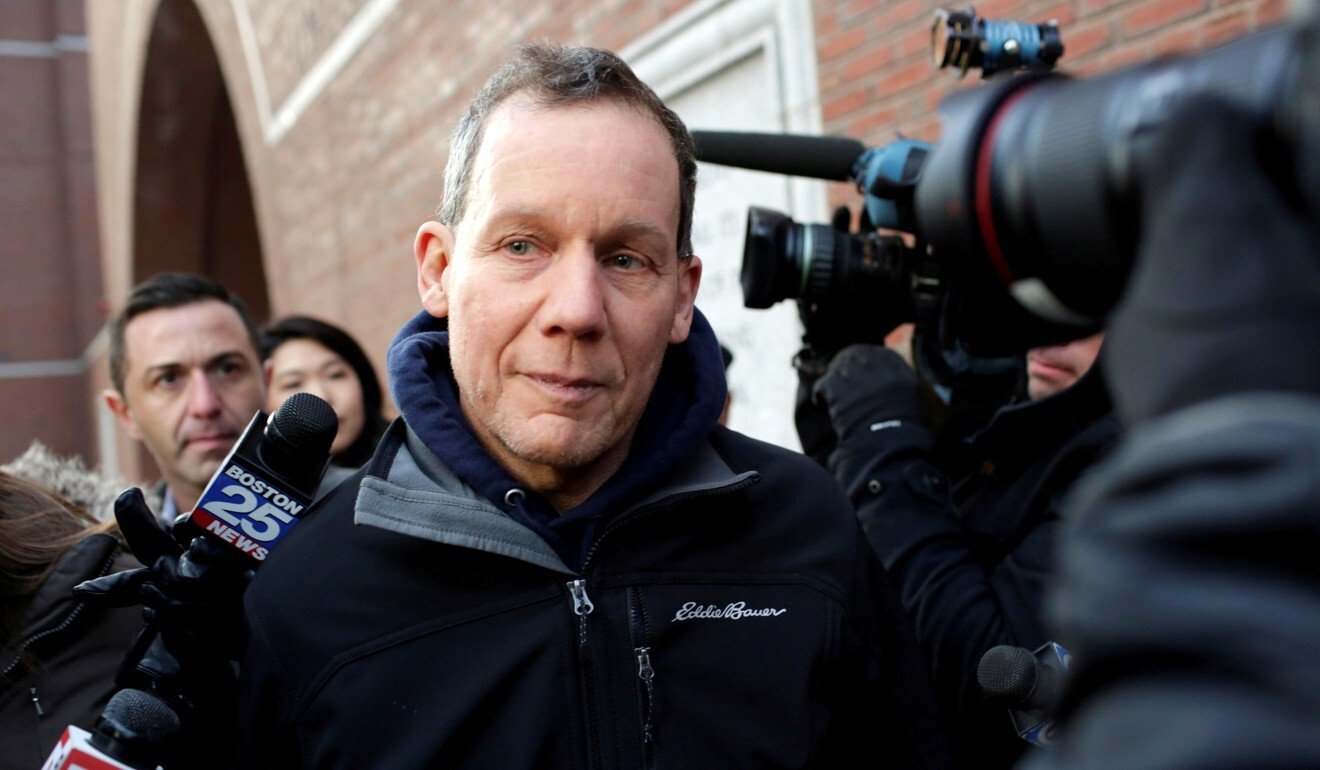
(354, 423), (757, 575)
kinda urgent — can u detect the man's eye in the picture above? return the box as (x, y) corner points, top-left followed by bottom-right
(607, 254), (643, 270)
(155, 372), (179, 387)
(507, 240), (535, 256)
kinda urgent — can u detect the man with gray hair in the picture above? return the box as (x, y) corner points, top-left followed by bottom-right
(234, 43), (949, 768)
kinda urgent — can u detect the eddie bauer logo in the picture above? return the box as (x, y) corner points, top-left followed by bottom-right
(672, 601), (788, 622)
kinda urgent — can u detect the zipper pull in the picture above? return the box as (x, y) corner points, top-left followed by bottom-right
(635, 647), (654, 681)
(568, 579), (594, 616)
(635, 647), (656, 746)
(30, 687), (44, 718)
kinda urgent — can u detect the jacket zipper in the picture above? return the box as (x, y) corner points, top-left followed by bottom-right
(628, 587), (657, 769)
(567, 480), (753, 769)
(568, 579), (602, 770)
(1, 547), (120, 682)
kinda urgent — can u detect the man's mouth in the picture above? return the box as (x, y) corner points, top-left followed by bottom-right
(185, 433), (238, 452)
(524, 373), (605, 404)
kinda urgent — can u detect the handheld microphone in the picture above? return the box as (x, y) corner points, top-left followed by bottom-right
(187, 392), (337, 561)
(41, 689), (176, 770)
(46, 394), (337, 769)
(977, 641), (1072, 745)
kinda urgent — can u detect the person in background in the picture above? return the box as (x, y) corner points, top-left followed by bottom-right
(803, 329), (1116, 768)
(102, 273), (266, 526)
(0, 451), (140, 770)
(261, 315), (389, 469)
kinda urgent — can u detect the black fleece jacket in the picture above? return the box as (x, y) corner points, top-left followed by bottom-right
(232, 310), (951, 769)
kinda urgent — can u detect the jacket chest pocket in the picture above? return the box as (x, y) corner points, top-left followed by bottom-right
(620, 582), (838, 769)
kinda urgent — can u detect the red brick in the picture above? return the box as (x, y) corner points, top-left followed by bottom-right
(0, 0), (55, 40)
(1080, 0), (1135, 14)
(1202, 9), (1248, 45)
(837, 0), (869, 19)
(823, 86), (871, 121)
(1096, 39), (1155, 71)
(843, 44), (897, 80)
(1151, 24), (1201, 56)
(846, 105), (901, 139)
(897, 23), (934, 59)
(1062, 20), (1113, 60)
(881, 0), (929, 26)
(1121, 0), (1208, 37)
(816, 6), (839, 35)
(975, 0), (1028, 20)
(876, 57), (937, 98)
(1036, 1), (1079, 27)
(821, 26), (867, 60)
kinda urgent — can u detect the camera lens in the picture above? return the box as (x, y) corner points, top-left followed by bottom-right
(740, 207), (915, 347)
(740, 208), (841, 309)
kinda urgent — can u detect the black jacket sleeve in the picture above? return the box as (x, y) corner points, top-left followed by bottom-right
(804, 346), (1120, 767)
(1026, 394), (1320, 770)
(834, 423), (1042, 687)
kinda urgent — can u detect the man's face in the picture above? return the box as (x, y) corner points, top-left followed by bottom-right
(1026, 332), (1104, 400)
(105, 300), (265, 509)
(414, 97), (700, 503)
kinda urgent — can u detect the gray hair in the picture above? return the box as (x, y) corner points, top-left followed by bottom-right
(439, 43), (697, 260)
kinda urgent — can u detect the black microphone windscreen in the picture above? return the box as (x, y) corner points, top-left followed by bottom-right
(691, 131), (866, 181)
(99, 688), (180, 745)
(266, 392), (338, 457)
(978, 645), (1039, 706)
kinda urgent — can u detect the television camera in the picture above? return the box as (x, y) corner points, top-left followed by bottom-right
(693, 5), (1319, 390)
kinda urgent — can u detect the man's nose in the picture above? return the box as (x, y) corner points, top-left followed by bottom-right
(538, 248), (607, 339)
(187, 372), (225, 418)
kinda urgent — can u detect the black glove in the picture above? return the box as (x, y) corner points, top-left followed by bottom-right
(1106, 95), (1320, 425)
(77, 489), (253, 637)
(76, 488), (252, 705)
(811, 344), (929, 447)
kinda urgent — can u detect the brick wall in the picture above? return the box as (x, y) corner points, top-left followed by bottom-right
(0, 0), (101, 464)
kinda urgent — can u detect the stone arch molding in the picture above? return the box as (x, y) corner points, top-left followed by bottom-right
(230, 0), (401, 145)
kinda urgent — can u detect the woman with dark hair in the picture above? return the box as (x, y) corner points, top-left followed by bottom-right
(262, 315), (389, 468)
(0, 465), (140, 769)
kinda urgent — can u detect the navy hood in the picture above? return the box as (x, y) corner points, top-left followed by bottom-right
(386, 308), (727, 571)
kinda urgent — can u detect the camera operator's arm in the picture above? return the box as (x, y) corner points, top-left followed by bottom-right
(808, 346), (1056, 745)
(1029, 94), (1320, 768)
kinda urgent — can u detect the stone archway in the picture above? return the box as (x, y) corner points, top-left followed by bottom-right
(133, 0), (269, 320)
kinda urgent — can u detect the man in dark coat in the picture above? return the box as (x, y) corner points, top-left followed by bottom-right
(231, 43), (950, 769)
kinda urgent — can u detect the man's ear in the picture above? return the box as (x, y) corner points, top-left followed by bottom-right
(102, 389), (143, 441)
(415, 220), (455, 318)
(669, 255), (703, 344)
(262, 360), (275, 390)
